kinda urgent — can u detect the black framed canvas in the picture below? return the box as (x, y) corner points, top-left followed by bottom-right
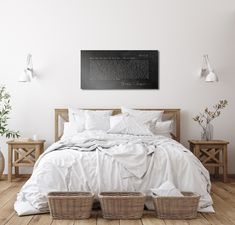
(81, 50), (159, 90)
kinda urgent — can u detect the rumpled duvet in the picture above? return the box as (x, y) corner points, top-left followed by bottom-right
(14, 131), (214, 215)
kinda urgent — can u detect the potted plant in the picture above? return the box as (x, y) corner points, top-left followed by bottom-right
(193, 100), (228, 140)
(0, 85), (20, 178)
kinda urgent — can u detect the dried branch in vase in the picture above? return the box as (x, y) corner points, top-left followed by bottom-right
(193, 100), (228, 140)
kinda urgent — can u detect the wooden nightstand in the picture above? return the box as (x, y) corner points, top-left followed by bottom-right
(7, 140), (45, 182)
(188, 140), (229, 182)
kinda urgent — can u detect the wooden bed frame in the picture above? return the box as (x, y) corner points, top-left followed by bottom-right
(54, 108), (181, 142)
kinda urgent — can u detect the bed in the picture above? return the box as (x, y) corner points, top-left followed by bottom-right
(14, 108), (214, 216)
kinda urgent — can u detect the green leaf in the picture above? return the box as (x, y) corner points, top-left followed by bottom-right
(0, 85), (20, 138)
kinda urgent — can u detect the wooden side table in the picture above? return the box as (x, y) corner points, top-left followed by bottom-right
(7, 140), (45, 182)
(188, 140), (229, 182)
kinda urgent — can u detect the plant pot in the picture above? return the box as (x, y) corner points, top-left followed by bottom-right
(0, 150), (5, 178)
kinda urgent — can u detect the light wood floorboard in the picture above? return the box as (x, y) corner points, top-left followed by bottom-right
(27, 214), (52, 225)
(0, 178), (235, 225)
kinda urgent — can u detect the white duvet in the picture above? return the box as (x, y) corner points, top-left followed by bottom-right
(15, 131), (214, 215)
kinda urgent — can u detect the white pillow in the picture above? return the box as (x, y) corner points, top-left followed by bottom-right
(68, 108), (86, 131)
(85, 110), (113, 131)
(152, 120), (173, 137)
(110, 113), (128, 129)
(121, 107), (163, 124)
(108, 115), (153, 136)
(63, 122), (81, 137)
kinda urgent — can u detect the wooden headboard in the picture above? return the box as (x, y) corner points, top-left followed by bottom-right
(55, 108), (181, 142)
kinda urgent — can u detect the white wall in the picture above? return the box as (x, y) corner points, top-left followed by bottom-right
(0, 0), (235, 174)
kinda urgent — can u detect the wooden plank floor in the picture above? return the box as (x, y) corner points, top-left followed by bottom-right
(0, 178), (235, 225)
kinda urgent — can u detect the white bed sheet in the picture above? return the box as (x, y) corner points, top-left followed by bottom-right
(15, 131), (214, 215)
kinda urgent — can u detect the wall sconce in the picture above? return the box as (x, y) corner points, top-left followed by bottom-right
(200, 55), (219, 82)
(19, 54), (35, 82)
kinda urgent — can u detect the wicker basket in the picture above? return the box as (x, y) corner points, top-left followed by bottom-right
(48, 192), (94, 219)
(98, 192), (146, 219)
(152, 192), (200, 219)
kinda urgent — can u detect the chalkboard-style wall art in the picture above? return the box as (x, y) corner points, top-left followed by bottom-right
(81, 50), (159, 89)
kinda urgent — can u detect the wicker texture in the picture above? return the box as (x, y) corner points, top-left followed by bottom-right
(48, 192), (94, 219)
(99, 192), (146, 219)
(153, 192), (200, 219)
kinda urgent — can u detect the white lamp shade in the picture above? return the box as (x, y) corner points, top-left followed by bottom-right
(205, 71), (219, 82)
(18, 69), (31, 82)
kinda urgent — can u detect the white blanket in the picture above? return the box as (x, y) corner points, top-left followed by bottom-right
(14, 131), (214, 215)
(151, 181), (183, 197)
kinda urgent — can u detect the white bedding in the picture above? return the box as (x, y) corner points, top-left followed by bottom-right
(14, 131), (214, 215)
